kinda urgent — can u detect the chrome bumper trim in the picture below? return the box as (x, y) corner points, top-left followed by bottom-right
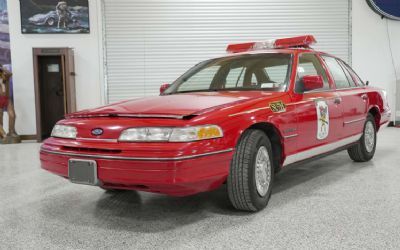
(40, 148), (234, 161)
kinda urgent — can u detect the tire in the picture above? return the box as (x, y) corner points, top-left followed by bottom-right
(347, 114), (377, 162)
(227, 129), (274, 212)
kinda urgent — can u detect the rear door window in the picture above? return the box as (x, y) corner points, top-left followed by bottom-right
(337, 60), (357, 87)
(322, 56), (351, 89)
(340, 61), (365, 86)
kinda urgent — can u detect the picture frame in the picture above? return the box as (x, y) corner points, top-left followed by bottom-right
(20, 0), (90, 34)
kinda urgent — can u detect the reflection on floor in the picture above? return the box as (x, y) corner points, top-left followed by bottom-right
(0, 128), (399, 249)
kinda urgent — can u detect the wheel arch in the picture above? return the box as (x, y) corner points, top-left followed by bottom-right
(368, 106), (381, 131)
(242, 122), (284, 173)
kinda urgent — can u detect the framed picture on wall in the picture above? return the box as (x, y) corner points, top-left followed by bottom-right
(20, 0), (90, 34)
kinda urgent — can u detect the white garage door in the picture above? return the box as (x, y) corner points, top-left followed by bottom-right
(103, 0), (350, 103)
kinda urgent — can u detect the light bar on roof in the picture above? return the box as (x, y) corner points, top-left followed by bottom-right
(226, 35), (317, 53)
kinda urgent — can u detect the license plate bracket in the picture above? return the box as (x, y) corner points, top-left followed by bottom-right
(68, 159), (98, 186)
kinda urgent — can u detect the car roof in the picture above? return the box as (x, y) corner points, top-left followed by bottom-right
(213, 48), (335, 61)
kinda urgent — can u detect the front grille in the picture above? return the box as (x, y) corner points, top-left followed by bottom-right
(62, 146), (122, 154)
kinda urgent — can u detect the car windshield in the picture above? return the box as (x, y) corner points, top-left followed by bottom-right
(164, 53), (293, 94)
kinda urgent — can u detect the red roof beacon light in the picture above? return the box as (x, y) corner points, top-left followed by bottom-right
(274, 35), (317, 48)
(226, 35), (317, 53)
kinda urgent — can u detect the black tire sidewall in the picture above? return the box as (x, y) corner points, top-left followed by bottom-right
(247, 133), (274, 210)
(360, 115), (377, 160)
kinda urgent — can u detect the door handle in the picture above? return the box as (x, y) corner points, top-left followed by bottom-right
(334, 97), (342, 104)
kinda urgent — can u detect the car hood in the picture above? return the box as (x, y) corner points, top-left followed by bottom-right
(67, 91), (285, 119)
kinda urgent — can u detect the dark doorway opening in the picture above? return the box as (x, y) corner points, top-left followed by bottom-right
(33, 48), (76, 141)
(38, 56), (65, 139)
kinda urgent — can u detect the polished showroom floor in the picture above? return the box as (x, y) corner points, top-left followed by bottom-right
(1, 127), (399, 249)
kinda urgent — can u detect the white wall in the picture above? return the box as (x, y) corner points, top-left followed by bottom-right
(352, 0), (400, 120)
(5, 0), (105, 135)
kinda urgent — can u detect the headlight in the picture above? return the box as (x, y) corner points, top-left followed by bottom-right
(119, 125), (223, 142)
(51, 125), (77, 139)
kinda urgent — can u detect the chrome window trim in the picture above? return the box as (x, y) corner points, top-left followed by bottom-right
(41, 148), (234, 161)
(300, 85), (365, 94)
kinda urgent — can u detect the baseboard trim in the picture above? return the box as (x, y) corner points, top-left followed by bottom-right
(20, 135), (38, 141)
(388, 121), (400, 127)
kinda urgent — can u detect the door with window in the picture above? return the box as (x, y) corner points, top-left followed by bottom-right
(321, 56), (368, 138)
(294, 53), (344, 155)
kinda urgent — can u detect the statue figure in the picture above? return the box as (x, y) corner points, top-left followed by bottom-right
(0, 65), (20, 144)
(56, 1), (71, 29)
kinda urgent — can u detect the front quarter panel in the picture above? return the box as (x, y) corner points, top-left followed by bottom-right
(192, 93), (296, 166)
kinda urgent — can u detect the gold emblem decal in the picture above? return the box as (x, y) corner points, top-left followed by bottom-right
(269, 101), (286, 113)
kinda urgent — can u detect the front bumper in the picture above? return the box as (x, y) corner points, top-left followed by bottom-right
(40, 146), (234, 196)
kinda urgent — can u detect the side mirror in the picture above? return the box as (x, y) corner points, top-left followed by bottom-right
(160, 83), (170, 94)
(302, 75), (323, 91)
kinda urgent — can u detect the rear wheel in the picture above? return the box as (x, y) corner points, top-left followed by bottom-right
(227, 129), (274, 212)
(347, 114), (377, 162)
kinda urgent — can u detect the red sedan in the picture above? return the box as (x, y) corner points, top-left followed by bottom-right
(40, 35), (391, 211)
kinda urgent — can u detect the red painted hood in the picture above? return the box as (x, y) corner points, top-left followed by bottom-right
(67, 91), (285, 119)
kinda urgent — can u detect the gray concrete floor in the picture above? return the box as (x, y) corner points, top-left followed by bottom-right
(0, 128), (400, 250)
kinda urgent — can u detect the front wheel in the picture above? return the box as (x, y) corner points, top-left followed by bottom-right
(227, 129), (274, 212)
(347, 114), (377, 162)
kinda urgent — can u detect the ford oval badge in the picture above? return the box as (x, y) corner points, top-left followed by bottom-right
(91, 128), (104, 136)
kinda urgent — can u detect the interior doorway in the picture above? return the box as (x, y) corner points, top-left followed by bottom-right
(33, 48), (76, 141)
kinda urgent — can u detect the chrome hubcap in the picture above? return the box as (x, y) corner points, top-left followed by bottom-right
(364, 121), (375, 153)
(255, 146), (271, 197)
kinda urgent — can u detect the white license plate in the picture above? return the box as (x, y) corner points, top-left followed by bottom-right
(68, 159), (98, 186)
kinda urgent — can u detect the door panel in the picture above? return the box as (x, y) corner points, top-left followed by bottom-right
(292, 53), (344, 156)
(321, 56), (368, 138)
(294, 91), (343, 153)
(338, 88), (368, 137)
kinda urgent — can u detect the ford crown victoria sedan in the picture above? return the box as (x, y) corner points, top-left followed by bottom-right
(40, 35), (391, 211)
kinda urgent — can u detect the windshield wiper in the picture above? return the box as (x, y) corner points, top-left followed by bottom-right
(172, 89), (220, 94)
(166, 87), (264, 95)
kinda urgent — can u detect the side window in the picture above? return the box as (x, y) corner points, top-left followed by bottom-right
(322, 56), (351, 89)
(296, 53), (330, 92)
(178, 65), (220, 91)
(338, 60), (357, 87)
(225, 67), (245, 88)
(341, 62), (365, 86)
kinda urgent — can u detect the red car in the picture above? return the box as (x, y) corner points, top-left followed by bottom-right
(40, 35), (391, 211)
